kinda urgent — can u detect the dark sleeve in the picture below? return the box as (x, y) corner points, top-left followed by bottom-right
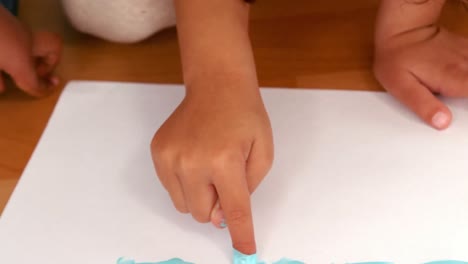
(0, 0), (18, 15)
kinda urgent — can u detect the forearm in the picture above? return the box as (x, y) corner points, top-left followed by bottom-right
(375, 0), (446, 46)
(174, 0), (257, 95)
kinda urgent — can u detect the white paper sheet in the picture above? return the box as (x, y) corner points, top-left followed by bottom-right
(1, 81), (468, 264)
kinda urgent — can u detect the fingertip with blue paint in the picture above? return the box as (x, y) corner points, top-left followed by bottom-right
(233, 248), (260, 264)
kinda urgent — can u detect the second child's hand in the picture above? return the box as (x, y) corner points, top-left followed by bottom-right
(0, 6), (62, 96)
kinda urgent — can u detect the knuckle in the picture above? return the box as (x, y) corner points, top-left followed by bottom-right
(443, 62), (461, 75)
(150, 134), (163, 153)
(177, 148), (244, 175)
(226, 209), (250, 226)
(175, 204), (189, 214)
(43, 32), (63, 50)
(262, 149), (274, 169)
(210, 149), (244, 173)
(178, 152), (203, 174)
(151, 141), (174, 165)
(443, 63), (465, 82)
(169, 192), (189, 214)
(191, 212), (210, 223)
(8, 62), (30, 82)
(258, 161), (273, 177)
(439, 62), (467, 95)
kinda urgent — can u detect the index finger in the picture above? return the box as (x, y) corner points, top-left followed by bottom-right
(215, 163), (256, 255)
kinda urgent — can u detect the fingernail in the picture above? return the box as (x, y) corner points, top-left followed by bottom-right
(220, 218), (227, 229)
(432, 111), (449, 129)
(214, 209), (227, 229)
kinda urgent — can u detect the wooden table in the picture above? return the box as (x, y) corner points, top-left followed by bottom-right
(1, 0), (467, 215)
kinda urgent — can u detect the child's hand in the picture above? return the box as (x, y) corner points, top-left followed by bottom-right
(0, 6), (62, 97)
(151, 81), (274, 254)
(372, 0), (468, 130)
(374, 25), (468, 130)
(160, 0), (266, 254)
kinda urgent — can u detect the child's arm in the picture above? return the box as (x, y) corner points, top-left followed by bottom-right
(0, 5), (61, 96)
(151, 0), (273, 255)
(374, 0), (468, 129)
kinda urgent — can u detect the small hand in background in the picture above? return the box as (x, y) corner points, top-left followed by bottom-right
(0, 6), (62, 97)
(374, 25), (468, 130)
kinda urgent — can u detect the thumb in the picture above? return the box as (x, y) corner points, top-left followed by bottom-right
(210, 201), (226, 229)
(385, 72), (452, 130)
(8, 31), (62, 97)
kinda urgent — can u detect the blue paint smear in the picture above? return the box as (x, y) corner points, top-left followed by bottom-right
(425, 262), (468, 264)
(349, 261), (468, 264)
(233, 248), (258, 264)
(119, 255), (468, 264)
(271, 259), (305, 264)
(233, 249), (304, 264)
(117, 250), (304, 264)
(347, 262), (392, 264)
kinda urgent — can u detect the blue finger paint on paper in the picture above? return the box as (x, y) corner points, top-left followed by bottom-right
(349, 261), (468, 264)
(424, 260), (468, 264)
(117, 257), (193, 264)
(119, 255), (468, 264)
(233, 249), (304, 264)
(118, 249), (304, 264)
(233, 248), (259, 264)
(348, 261), (393, 264)
(271, 259), (304, 264)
